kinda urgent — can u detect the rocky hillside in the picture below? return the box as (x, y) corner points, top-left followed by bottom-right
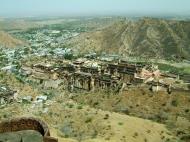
(67, 18), (190, 60)
(0, 31), (24, 47)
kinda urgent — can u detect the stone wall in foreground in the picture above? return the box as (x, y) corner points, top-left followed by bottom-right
(0, 117), (58, 142)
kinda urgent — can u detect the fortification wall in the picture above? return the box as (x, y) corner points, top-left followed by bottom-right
(0, 117), (58, 142)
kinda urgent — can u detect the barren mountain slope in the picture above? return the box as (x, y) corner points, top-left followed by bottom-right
(0, 31), (24, 47)
(0, 99), (175, 142)
(67, 18), (190, 60)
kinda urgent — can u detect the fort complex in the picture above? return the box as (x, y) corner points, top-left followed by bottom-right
(20, 58), (190, 94)
(0, 16), (190, 142)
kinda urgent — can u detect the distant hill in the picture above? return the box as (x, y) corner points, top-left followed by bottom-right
(67, 18), (190, 60)
(0, 31), (24, 47)
(0, 19), (40, 31)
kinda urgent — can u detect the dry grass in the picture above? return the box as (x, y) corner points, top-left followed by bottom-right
(0, 31), (25, 47)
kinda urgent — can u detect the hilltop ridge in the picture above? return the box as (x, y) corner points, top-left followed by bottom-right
(66, 18), (190, 60)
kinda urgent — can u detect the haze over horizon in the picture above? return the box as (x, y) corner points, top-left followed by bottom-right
(0, 0), (190, 18)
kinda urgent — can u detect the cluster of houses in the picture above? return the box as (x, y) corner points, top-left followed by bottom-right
(19, 57), (189, 94)
(14, 29), (79, 49)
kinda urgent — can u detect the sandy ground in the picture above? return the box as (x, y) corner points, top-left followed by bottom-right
(47, 104), (173, 142)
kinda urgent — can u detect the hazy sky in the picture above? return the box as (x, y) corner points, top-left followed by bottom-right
(0, 0), (190, 17)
